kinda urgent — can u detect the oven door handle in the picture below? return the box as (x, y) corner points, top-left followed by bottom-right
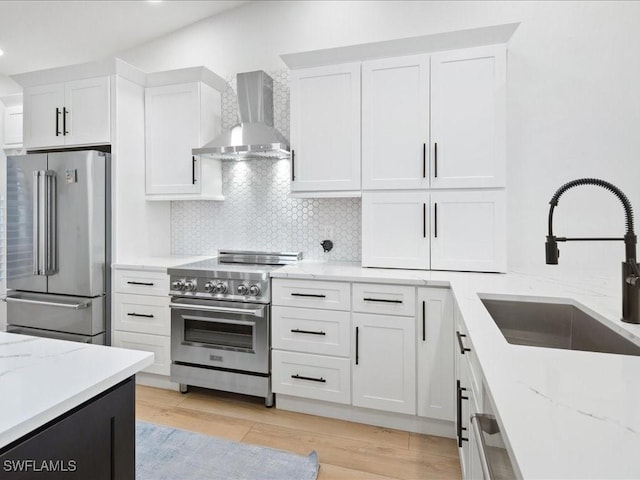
(169, 303), (265, 317)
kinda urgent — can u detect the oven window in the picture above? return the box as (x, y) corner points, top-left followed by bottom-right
(184, 319), (253, 350)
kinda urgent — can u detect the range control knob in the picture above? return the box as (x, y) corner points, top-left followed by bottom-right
(237, 284), (248, 295)
(249, 284), (261, 296)
(204, 281), (215, 293)
(172, 280), (185, 291)
(215, 283), (228, 294)
(184, 281), (196, 292)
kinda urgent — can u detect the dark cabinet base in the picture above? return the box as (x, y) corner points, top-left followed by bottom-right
(0, 376), (135, 479)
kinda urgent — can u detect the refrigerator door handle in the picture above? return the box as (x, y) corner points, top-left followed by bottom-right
(44, 170), (57, 275)
(38, 171), (47, 276)
(32, 171), (41, 275)
(4, 296), (91, 310)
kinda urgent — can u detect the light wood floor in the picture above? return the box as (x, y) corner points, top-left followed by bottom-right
(136, 385), (462, 480)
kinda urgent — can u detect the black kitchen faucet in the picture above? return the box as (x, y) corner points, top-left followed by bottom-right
(545, 178), (640, 324)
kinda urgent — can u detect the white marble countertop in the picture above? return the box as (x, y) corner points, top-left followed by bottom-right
(273, 261), (640, 479)
(0, 333), (153, 448)
(112, 255), (212, 272)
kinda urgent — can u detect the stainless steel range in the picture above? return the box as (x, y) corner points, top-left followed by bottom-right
(168, 250), (302, 407)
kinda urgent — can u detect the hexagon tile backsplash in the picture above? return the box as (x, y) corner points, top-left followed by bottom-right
(170, 70), (362, 262)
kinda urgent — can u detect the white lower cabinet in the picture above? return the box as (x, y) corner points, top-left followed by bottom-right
(272, 278), (454, 425)
(272, 350), (351, 404)
(112, 267), (171, 377)
(417, 287), (454, 421)
(272, 306), (350, 357)
(455, 303), (484, 479)
(112, 331), (171, 376)
(352, 312), (416, 415)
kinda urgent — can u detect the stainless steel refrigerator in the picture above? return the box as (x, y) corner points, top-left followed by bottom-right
(5, 150), (110, 344)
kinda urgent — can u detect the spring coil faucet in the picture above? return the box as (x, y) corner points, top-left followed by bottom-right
(545, 178), (640, 323)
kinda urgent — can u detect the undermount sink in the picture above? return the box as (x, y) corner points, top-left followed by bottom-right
(481, 297), (640, 356)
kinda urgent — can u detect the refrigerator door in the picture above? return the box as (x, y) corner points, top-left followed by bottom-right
(7, 153), (48, 293)
(47, 150), (106, 296)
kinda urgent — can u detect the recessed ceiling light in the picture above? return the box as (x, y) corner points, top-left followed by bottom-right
(0, 49), (4, 57)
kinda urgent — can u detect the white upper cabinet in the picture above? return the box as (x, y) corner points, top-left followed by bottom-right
(290, 63), (361, 196)
(145, 81), (222, 200)
(362, 191), (430, 269)
(64, 77), (111, 146)
(430, 190), (506, 272)
(430, 45), (506, 188)
(3, 105), (23, 147)
(362, 55), (430, 190)
(23, 77), (110, 150)
(363, 190), (506, 272)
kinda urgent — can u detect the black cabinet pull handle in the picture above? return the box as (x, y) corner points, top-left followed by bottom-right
(290, 328), (326, 336)
(423, 203), (427, 238)
(456, 380), (469, 446)
(55, 108), (61, 136)
(127, 312), (154, 318)
(422, 143), (426, 178)
(363, 297), (403, 304)
(291, 293), (326, 298)
(355, 326), (359, 365)
(62, 107), (68, 135)
(291, 374), (326, 383)
(422, 300), (426, 342)
(434, 203), (438, 238)
(456, 331), (471, 354)
(192, 156), (197, 184)
(127, 281), (154, 286)
(291, 149), (295, 181)
(434, 142), (438, 177)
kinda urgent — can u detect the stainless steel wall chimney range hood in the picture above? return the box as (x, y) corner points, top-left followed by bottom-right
(193, 70), (290, 161)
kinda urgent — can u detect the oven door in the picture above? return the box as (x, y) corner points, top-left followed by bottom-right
(170, 297), (270, 374)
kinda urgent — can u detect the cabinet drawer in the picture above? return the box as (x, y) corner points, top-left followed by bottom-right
(272, 350), (351, 404)
(272, 279), (350, 311)
(114, 269), (168, 296)
(352, 283), (415, 316)
(114, 294), (170, 335)
(272, 306), (350, 357)
(112, 331), (170, 376)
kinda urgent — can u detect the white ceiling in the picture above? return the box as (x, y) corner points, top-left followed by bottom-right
(0, 0), (250, 77)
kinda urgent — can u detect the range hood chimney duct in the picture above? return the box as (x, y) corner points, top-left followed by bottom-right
(193, 70), (290, 161)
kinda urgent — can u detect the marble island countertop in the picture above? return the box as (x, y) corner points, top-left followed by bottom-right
(0, 333), (153, 449)
(272, 261), (640, 479)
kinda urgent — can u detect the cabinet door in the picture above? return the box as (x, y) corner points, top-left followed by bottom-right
(145, 83), (201, 195)
(431, 45), (506, 188)
(352, 313), (416, 415)
(23, 83), (65, 149)
(362, 55), (430, 190)
(362, 191), (429, 269)
(417, 288), (454, 421)
(3, 105), (23, 146)
(290, 63), (360, 193)
(430, 190), (506, 272)
(64, 77), (110, 146)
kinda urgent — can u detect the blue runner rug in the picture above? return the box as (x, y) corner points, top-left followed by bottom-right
(136, 421), (319, 480)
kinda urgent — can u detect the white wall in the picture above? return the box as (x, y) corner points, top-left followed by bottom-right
(120, 0), (640, 276)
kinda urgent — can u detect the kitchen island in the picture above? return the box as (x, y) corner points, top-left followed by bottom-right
(0, 332), (153, 479)
(272, 262), (640, 479)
